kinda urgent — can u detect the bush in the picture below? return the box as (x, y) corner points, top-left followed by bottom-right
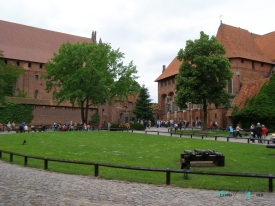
(105, 122), (145, 131)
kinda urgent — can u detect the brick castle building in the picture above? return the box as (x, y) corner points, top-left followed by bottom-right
(155, 22), (275, 128)
(0, 20), (136, 125)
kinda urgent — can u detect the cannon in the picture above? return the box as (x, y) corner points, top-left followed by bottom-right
(180, 148), (225, 169)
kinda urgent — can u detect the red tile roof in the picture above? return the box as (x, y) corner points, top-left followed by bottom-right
(0, 20), (92, 63)
(216, 24), (273, 64)
(154, 57), (182, 81)
(226, 78), (270, 116)
(155, 23), (275, 81)
(254, 31), (275, 62)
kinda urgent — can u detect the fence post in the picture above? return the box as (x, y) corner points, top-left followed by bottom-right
(157, 132), (159, 135)
(95, 163), (99, 177)
(170, 132), (172, 137)
(166, 168), (170, 185)
(180, 132), (182, 137)
(191, 134), (192, 138)
(269, 177), (273, 192)
(215, 136), (217, 141)
(10, 154), (13, 162)
(227, 137), (229, 142)
(145, 131), (147, 134)
(44, 159), (48, 170)
(24, 156), (28, 166)
(201, 135), (204, 139)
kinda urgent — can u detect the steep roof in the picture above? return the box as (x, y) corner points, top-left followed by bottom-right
(154, 57), (182, 81)
(216, 23), (273, 64)
(226, 78), (270, 116)
(0, 20), (92, 63)
(254, 31), (275, 62)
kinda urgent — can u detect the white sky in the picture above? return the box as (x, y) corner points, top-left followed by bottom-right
(1, 0), (275, 102)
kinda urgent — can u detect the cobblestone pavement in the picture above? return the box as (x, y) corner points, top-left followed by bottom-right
(1, 128), (274, 205)
(1, 161), (274, 206)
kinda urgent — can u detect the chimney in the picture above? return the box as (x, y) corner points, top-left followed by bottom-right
(91, 31), (97, 42)
(162, 65), (166, 73)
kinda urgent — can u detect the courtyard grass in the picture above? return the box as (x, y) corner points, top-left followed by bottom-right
(0, 131), (274, 192)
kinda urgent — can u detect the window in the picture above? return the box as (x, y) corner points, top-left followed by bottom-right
(40, 64), (43, 69)
(241, 58), (244, 63)
(252, 61), (254, 69)
(35, 75), (39, 80)
(28, 63), (31, 67)
(34, 90), (38, 99)
(17, 61), (20, 66)
(261, 62), (264, 67)
(4, 60), (7, 64)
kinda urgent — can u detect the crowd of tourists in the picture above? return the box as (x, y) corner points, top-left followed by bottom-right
(227, 122), (275, 143)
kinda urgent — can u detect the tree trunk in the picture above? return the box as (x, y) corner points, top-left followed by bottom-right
(203, 98), (208, 130)
(84, 97), (89, 124)
(81, 100), (85, 124)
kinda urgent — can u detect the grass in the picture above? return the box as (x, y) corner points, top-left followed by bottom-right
(0, 130), (274, 192)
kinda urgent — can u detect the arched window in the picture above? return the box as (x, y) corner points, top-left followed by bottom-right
(34, 90), (38, 99)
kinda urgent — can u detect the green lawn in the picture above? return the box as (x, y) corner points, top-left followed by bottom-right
(0, 131), (274, 192)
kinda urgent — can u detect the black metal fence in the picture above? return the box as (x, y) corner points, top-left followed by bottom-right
(0, 149), (274, 192)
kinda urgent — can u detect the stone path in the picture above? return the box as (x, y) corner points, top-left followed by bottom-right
(1, 161), (274, 206)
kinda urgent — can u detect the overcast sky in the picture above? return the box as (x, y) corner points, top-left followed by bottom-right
(1, 0), (275, 102)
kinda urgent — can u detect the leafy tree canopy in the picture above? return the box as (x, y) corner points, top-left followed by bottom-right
(44, 41), (140, 123)
(133, 84), (153, 121)
(175, 31), (233, 129)
(0, 51), (25, 103)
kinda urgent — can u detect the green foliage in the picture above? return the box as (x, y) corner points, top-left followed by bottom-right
(0, 103), (34, 124)
(0, 52), (25, 102)
(132, 84), (153, 121)
(15, 90), (27, 98)
(232, 74), (275, 131)
(90, 112), (100, 123)
(106, 122), (145, 131)
(129, 122), (145, 130)
(175, 31), (233, 129)
(44, 41), (140, 123)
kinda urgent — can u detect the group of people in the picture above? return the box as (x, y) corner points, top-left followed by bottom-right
(53, 121), (104, 132)
(249, 123), (268, 143)
(0, 122), (15, 132)
(227, 123), (270, 143)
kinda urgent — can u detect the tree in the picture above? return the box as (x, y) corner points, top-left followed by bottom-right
(175, 31), (233, 129)
(44, 41), (140, 123)
(133, 84), (153, 121)
(0, 51), (25, 103)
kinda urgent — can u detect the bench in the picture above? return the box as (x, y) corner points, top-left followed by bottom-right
(266, 145), (275, 149)
(181, 149), (225, 169)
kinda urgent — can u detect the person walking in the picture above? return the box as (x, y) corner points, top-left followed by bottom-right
(254, 123), (262, 143)
(227, 125), (234, 137)
(249, 124), (255, 143)
(261, 125), (267, 143)
(7, 122), (11, 132)
(235, 124), (243, 137)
